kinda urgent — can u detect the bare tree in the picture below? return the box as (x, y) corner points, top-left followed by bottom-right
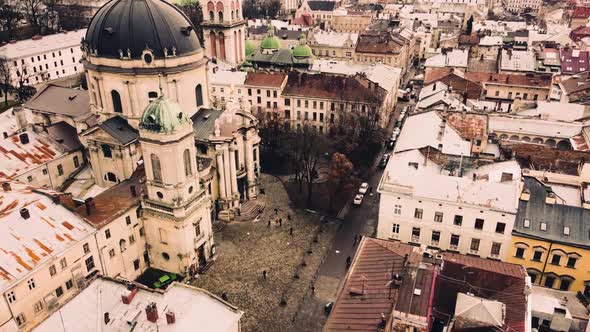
(20, 0), (45, 33)
(54, 4), (86, 31)
(0, 56), (13, 107)
(0, 1), (23, 41)
(326, 153), (357, 212)
(296, 124), (327, 206)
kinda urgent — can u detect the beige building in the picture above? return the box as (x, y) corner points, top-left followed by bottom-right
(308, 30), (357, 60)
(201, 0), (247, 65)
(355, 29), (417, 75)
(331, 10), (373, 33)
(296, 0), (339, 24)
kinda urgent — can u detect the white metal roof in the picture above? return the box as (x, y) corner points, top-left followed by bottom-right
(0, 29), (86, 60)
(209, 70), (247, 87)
(0, 181), (94, 292)
(33, 278), (243, 332)
(488, 115), (583, 139)
(311, 60), (401, 92)
(500, 50), (536, 72)
(309, 30), (357, 48)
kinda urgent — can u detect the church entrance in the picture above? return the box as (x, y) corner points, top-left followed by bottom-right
(238, 177), (248, 201)
(198, 245), (207, 268)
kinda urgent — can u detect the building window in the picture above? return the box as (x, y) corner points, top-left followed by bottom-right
(491, 242), (501, 256)
(411, 227), (420, 241)
(101, 144), (112, 158)
(60, 257), (67, 269)
(273, 90), (277, 98)
(523, 219), (530, 228)
(57, 164), (64, 176)
(109, 248), (115, 258)
(266, 90), (270, 98)
(49, 265), (57, 277)
(15, 314), (25, 327)
(151, 154), (162, 183)
(559, 279), (571, 291)
(148, 91), (158, 100)
(83, 243), (90, 254)
(495, 222), (506, 234)
(305, 100), (309, 108)
(566, 257), (577, 268)
(27, 176), (33, 182)
(27, 278), (35, 290)
(65, 279), (74, 290)
(450, 234), (460, 248)
(139, 227), (145, 237)
(105, 229), (111, 239)
(126, 216), (131, 225)
(111, 90), (123, 113)
(184, 149), (193, 176)
(394, 204), (401, 215)
(563, 226), (570, 236)
(474, 218), (484, 230)
(408, 208), (421, 220)
(515, 247), (525, 258)
(453, 215), (463, 226)
(551, 254), (561, 266)
(33, 301), (44, 313)
(6, 291), (16, 303)
(431, 231), (440, 244)
(540, 222), (547, 231)
(55, 286), (64, 298)
(470, 238), (480, 252)
(129, 235), (136, 244)
(85, 256), (95, 272)
(134, 259), (140, 270)
(73, 155), (80, 168)
(196, 84), (203, 106)
(434, 212), (443, 223)
(532, 250), (543, 261)
(544, 276), (555, 288)
(392, 223), (400, 234)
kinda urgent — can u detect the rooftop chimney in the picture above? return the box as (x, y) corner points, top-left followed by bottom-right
(13, 106), (27, 130)
(52, 194), (60, 205)
(19, 133), (29, 145)
(166, 311), (176, 325)
(2, 182), (11, 192)
(85, 197), (95, 215)
(146, 303), (158, 323)
(122, 284), (139, 304)
(130, 185), (137, 197)
(546, 192), (556, 205)
(20, 208), (30, 219)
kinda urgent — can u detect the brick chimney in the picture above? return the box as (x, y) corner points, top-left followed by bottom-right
(85, 197), (96, 215)
(146, 303), (158, 323)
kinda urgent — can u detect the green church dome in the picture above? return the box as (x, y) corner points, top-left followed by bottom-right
(260, 35), (281, 50)
(245, 40), (257, 56)
(292, 44), (312, 58)
(139, 94), (190, 133)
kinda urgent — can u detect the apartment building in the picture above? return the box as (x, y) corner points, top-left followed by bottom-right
(331, 10), (373, 33)
(243, 72), (288, 113)
(0, 30), (86, 87)
(355, 29), (416, 75)
(0, 181), (101, 331)
(377, 111), (522, 259)
(503, 0), (541, 13)
(308, 30), (357, 60)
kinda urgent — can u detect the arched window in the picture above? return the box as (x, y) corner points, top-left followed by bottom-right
(231, 11), (234, 20)
(151, 154), (162, 183)
(195, 84), (203, 107)
(218, 11), (223, 22)
(106, 172), (117, 182)
(209, 10), (214, 21)
(119, 239), (127, 252)
(111, 90), (123, 113)
(184, 149), (193, 176)
(148, 91), (158, 100)
(210, 31), (217, 58)
(216, 2), (224, 22)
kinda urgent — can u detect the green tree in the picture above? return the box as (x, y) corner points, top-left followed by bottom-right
(177, 0), (205, 46)
(0, 2), (23, 41)
(465, 15), (474, 35)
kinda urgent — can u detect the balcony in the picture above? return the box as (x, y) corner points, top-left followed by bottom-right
(431, 240), (439, 247)
(389, 233), (400, 240)
(469, 249), (479, 255)
(449, 244), (459, 251)
(411, 235), (420, 243)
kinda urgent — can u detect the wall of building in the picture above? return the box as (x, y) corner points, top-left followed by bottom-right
(14, 150), (84, 190)
(331, 14), (372, 33)
(87, 138), (141, 188)
(484, 83), (550, 101)
(377, 193), (516, 259)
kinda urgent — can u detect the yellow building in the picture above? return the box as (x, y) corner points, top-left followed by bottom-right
(506, 175), (590, 295)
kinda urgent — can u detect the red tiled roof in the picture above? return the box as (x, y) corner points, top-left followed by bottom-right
(570, 25), (590, 42)
(244, 72), (287, 87)
(442, 252), (526, 278)
(355, 32), (405, 54)
(282, 72), (387, 104)
(572, 6), (590, 19)
(465, 72), (553, 88)
(324, 238), (417, 331)
(75, 166), (144, 228)
(424, 68), (483, 99)
(445, 112), (488, 141)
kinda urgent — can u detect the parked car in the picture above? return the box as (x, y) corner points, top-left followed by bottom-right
(379, 154), (390, 168)
(391, 132), (398, 141)
(353, 194), (364, 205)
(358, 182), (369, 194)
(324, 301), (334, 315)
(393, 127), (401, 135)
(387, 139), (395, 150)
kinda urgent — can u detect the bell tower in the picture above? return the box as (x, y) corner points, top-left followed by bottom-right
(201, 0), (246, 65)
(139, 93), (214, 275)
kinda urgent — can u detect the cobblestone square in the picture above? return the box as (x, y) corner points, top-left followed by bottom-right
(192, 174), (338, 332)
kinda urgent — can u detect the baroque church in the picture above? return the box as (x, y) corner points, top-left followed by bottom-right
(80, 0), (260, 274)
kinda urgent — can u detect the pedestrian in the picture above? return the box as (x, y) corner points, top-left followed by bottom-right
(275, 219), (279, 225)
(279, 218), (283, 227)
(274, 208), (278, 214)
(262, 270), (267, 279)
(268, 219), (271, 227)
(352, 235), (357, 247)
(221, 293), (229, 301)
(311, 284), (316, 295)
(346, 256), (352, 268)
(287, 214), (291, 221)
(289, 227), (293, 236)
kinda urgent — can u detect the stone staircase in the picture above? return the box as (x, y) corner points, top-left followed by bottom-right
(236, 200), (265, 222)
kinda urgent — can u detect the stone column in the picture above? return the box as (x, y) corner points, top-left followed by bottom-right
(229, 146), (239, 195)
(245, 134), (255, 185)
(222, 146), (233, 200)
(89, 144), (104, 187)
(125, 81), (136, 117)
(94, 77), (104, 109)
(216, 150), (227, 198)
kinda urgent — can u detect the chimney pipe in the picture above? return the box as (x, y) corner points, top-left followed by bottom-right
(19, 133), (29, 145)
(85, 197), (95, 215)
(146, 303), (159, 323)
(20, 208), (30, 219)
(166, 311), (176, 325)
(2, 182), (11, 192)
(52, 194), (60, 205)
(130, 185), (137, 197)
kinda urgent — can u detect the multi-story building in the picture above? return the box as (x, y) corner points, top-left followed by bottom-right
(296, 0), (339, 24)
(503, 0), (541, 13)
(201, 0), (247, 65)
(308, 30), (357, 60)
(243, 72), (288, 114)
(0, 181), (101, 331)
(570, 6), (590, 28)
(330, 9), (373, 33)
(499, 49), (536, 74)
(506, 161), (590, 293)
(354, 29), (416, 74)
(0, 30), (86, 87)
(377, 110), (522, 259)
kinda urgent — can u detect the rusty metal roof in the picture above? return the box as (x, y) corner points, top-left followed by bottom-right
(0, 181), (94, 291)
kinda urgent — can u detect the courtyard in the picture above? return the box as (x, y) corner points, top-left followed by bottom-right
(191, 174), (339, 332)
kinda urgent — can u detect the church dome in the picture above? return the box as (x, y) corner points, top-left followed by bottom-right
(85, 0), (201, 60)
(139, 95), (190, 133)
(292, 34), (312, 58)
(245, 40), (257, 57)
